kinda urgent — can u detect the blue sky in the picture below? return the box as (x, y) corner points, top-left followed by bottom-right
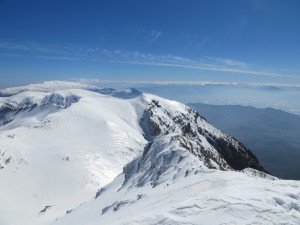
(0, 0), (300, 87)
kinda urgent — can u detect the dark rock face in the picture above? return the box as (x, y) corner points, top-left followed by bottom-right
(206, 136), (266, 172)
(139, 99), (267, 173)
(140, 110), (162, 140)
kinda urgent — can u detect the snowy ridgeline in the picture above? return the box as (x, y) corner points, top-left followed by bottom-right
(0, 81), (299, 225)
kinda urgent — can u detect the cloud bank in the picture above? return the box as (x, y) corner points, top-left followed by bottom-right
(0, 41), (298, 79)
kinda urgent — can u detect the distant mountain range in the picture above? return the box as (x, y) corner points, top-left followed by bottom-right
(189, 103), (300, 180)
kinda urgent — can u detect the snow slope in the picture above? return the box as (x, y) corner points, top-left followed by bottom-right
(1, 81), (299, 225)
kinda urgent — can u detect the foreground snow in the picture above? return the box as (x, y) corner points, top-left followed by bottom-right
(52, 169), (300, 225)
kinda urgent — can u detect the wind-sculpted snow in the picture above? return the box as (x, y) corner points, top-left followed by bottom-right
(121, 135), (207, 189)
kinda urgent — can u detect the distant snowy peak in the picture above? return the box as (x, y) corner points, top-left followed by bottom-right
(110, 88), (142, 99)
(0, 80), (142, 99)
(0, 81), (96, 96)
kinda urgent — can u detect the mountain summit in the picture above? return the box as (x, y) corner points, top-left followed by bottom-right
(0, 81), (298, 225)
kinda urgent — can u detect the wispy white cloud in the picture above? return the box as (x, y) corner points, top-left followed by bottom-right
(129, 61), (298, 78)
(183, 33), (209, 50)
(205, 57), (249, 67)
(0, 52), (24, 57)
(0, 41), (68, 54)
(148, 30), (162, 43)
(70, 78), (300, 88)
(0, 41), (297, 79)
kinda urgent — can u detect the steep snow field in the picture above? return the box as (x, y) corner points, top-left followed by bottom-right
(1, 81), (299, 225)
(0, 88), (146, 225)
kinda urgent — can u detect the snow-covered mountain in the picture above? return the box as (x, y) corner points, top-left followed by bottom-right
(0, 81), (299, 225)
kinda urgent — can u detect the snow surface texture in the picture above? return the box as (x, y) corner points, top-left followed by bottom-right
(0, 81), (299, 225)
(53, 169), (300, 225)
